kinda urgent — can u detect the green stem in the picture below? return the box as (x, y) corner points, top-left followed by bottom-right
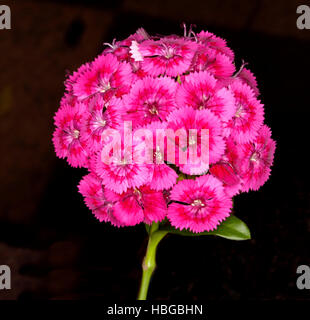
(137, 222), (168, 300)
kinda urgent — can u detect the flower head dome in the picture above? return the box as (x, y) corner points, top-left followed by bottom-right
(53, 26), (275, 231)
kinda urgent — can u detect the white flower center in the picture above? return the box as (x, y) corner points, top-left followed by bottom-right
(163, 46), (175, 59)
(191, 199), (205, 207)
(250, 151), (260, 162)
(100, 81), (111, 93)
(99, 119), (107, 127)
(149, 105), (159, 115)
(235, 104), (244, 118)
(118, 158), (128, 165)
(72, 129), (80, 139)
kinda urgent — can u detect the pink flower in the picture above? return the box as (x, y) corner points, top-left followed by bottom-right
(167, 175), (232, 233)
(223, 80), (264, 143)
(123, 76), (178, 128)
(104, 186), (167, 226)
(136, 38), (196, 77)
(197, 30), (234, 61)
(73, 53), (134, 100)
(78, 173), (123, 227)
(235, 125), (276, 191)
(191, 46), (236, 79)
(136, 121), (178, 191)
(52, 102), (88, 168)
(176, 70), (235, 122)
(90, 141), (151, 194)
(80, 96), (123, 153)
(167, 106), (225, 173)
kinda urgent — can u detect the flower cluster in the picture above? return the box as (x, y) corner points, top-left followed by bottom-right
(53, 27), (276, 233)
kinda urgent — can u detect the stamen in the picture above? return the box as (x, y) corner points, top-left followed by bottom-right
(103, 38), (117, 50)
(100, 81), (111, 93)
(99, 119), (107, 127)
(235, 104), (244, 118)
(250, 151), (260, 162)
(119, 158), (128, 165)
(191, 199), (205, 207)
(233, 60), (249, 78)
(149, 105), (159, 115)
(72, 129), (80, 139)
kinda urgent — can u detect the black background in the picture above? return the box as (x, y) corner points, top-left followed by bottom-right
(0, 0), (309, 300)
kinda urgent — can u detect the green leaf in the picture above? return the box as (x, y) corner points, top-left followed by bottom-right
(159, 215), (251, 241)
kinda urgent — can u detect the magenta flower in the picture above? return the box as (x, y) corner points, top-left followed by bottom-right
(197, 30), (235, 61)
(134, 37), (196, 77)
(73, 53), (135, 101)
(80, 96), (123, 153)
(176, 70), (235, 122)
(191, 46), (236, 79)
(123, 76), (177, 128)
(78, 173), (123, 227)
(52, 101), (88, 168)
(167, 106), (225, 173)
(235, 125), (276, 191)
(223, 80), (264, 143)
(137, 121), (178, 191)
(104, 186), (167, 226)
(90, 142), (151, 194)
(168, 175), (232, 233)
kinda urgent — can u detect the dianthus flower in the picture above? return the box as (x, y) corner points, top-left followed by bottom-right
(104, 185), (167, 226)
(223, 80), (264, 143)
(80, 96), (123, 153)
(167, 106), (225, 174)
(134, 37), (196, 77)
(168, 175), (232, 232)
(73, 53), (134, 101)
(175, 70), (235, 122)
(234, 125), (276, 192)
(53, 101), (88, 168)
(123, 76), (177, 128)
(78, 173), (123, 226)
